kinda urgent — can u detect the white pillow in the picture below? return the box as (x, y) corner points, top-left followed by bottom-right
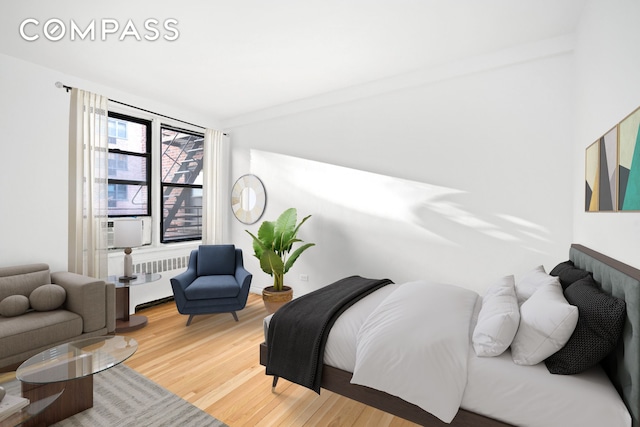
(515, 265), (560, 305)
(472, 275), (520, 357)
(511, 283), (578, 366)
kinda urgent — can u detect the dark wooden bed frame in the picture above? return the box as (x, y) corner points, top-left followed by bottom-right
(259, 244), (640, 427)
(258, 342), (509, 426)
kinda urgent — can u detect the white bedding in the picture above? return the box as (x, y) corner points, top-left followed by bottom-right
(263, 281), (631, 427)
(463, 348), (631, 427)
(350, 280), (479, 423)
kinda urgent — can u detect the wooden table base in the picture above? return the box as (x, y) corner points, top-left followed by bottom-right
(21, 376), (93, 427)
(115, 286), (148, 333)
(116, 314), (148, 332)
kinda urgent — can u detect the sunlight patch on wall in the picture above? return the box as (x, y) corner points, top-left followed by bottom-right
(252, 150), (458, 216)
(251, 150), (463, 245)
(495, 214), (551, 242)
(249, 150), (550, 248)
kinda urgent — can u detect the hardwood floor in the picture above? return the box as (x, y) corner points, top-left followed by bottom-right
(124, 293), (418, 426)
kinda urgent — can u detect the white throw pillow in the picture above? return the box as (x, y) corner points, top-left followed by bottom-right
(515, 265), (560, 305)
(472, 275), (520, 357)
(511, 283), (578, 366)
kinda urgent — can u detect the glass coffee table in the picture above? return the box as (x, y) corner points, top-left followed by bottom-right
(0, 390), (62, 427)
(15, 335), (137, 426)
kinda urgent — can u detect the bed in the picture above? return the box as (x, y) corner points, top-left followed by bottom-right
(259, 244), (639, 426)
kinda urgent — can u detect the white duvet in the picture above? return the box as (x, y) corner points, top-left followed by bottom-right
(350, 280), (479, 423)
(264, 280), (632, 427)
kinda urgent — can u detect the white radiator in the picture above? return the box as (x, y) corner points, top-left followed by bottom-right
(133, 255), (190, 275)
(109, 247), (196, 314)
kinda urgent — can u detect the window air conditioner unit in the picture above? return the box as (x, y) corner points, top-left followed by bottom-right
(107, 217), (152, 249)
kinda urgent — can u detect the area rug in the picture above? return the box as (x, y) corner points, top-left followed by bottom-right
(1, 364), (227, 427)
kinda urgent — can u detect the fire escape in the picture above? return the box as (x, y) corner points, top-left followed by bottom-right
(161, 131), (204, 241)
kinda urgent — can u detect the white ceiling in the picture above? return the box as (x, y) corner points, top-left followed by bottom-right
(0, 0), (586, 124)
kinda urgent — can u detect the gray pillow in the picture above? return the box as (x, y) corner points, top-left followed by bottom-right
(29, 284), (66, 311)
(0, 295), (30, 317)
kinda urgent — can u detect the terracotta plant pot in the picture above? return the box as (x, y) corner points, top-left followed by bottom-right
(262, 286), (293, 314)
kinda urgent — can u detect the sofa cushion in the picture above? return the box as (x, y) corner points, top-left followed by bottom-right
(30, 285), (66, 311)
(51, 271), (108, 333)
(197, 245), (236, 276)
(0, 264), (50, 301)
(0, 295), (30, 317)
(185, 275), (240, 300)
(0, 311), (83, 360)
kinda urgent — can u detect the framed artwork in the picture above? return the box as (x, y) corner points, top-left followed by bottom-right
(598, 126), (617, 211)
(618, 106), (640, 211)
(585, 141), (599, 212)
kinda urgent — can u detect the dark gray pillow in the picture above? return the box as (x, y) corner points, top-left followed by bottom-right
(29, 284), (66, 311)
(550, 260), (591, 290)
(550, 260), (574, 276)
(0, 295), (30, 317)
(545, 276), (626, 374)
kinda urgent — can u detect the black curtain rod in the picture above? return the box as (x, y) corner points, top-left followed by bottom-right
(56, 81), (223, 133)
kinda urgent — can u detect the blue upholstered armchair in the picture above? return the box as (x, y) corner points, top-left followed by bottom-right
(170, 245), (252, 326)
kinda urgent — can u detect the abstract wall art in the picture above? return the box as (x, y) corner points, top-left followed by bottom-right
(599, 127), (617, 211)
(618, 106), (640, 211)
(585, 140), (599, 212)
(585, 105), (640, 213)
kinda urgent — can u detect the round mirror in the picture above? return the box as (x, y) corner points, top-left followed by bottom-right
(231, 174), (266, 224)
(240, 187), (257, 211)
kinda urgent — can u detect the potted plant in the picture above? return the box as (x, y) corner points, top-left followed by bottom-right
(246, 208), (315, 313)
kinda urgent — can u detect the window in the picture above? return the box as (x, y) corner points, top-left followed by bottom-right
(160, 125), (204, 242)
(108, 183), (128, 202)
(108, 118), (128, 143)
(107, 112), (151, 217)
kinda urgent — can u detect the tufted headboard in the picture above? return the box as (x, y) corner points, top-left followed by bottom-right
(570, 244), (640, 427)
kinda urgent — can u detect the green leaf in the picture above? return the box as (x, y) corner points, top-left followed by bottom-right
(245, 230), (264, 260)
(284, 243), (315, 274)
(257, 220), (276, 250)
(291, 214), (312, 238)
(260, 249), (284, 276)
(274, 208), (297, 252)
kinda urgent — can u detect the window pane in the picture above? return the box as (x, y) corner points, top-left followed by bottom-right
(161, 128), (204, 185)
(108, 184), (148, 216)
(108, 120), (116, 141)
(117, 121), (127, 138)
(108, 112), (151, 218)
(162, 185), (202, 242)
(108, 153), (147, 181)
(108, 117), (147, 153)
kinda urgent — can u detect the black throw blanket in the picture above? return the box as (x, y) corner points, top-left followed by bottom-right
(266, 275), (394, 393)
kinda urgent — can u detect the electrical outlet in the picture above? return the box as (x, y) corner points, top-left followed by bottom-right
(299, 274), (309, 282)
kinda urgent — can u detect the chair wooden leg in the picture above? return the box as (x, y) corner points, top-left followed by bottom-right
(231, 311), (238, 322)
(186, 314), (195, 326)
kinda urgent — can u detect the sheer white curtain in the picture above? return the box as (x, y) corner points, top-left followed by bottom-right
(202, 129), (230, 244)
(68, 89), (109, 278)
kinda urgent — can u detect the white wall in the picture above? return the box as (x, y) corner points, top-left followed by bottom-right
(0, 53), (218, 272)
(573, 0), (640, 268)
(227, 43), (575, 296)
